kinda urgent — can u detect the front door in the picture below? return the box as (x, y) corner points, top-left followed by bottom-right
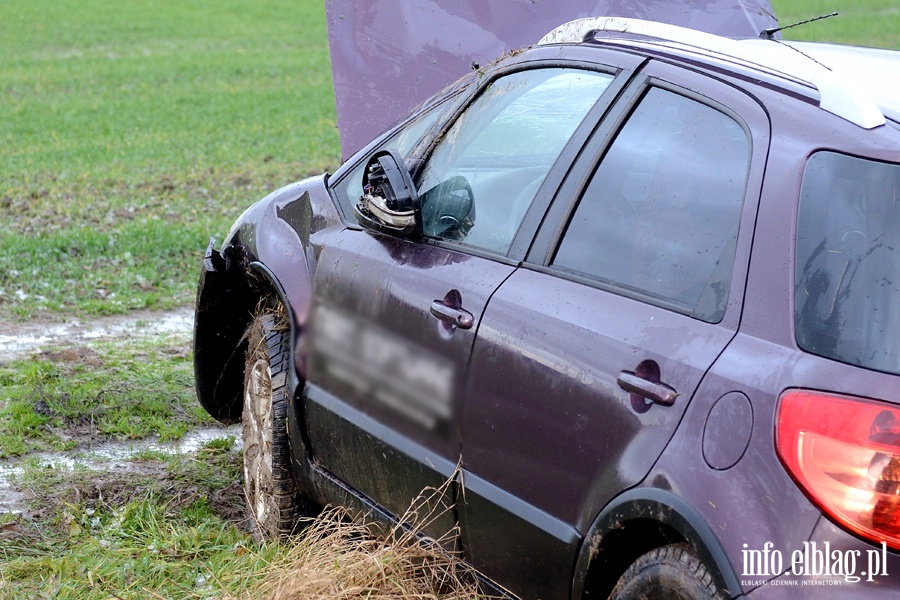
(304, 64), (617, 540)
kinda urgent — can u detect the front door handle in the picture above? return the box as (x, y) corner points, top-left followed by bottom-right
(430, 300), (474, 329)
(617, 371), (677, 406)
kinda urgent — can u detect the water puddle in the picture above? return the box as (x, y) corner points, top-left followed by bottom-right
(0, 306), (194, 361)
(0, 425), (242, 514)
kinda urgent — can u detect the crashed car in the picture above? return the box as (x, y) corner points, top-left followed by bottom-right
(195, 16), (900, 599)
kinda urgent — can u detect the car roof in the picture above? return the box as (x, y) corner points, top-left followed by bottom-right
(540, 17), (900, 129)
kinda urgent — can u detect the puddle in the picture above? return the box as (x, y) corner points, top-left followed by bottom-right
(0, 425), (242, 514)
(0, 306), (194, 361)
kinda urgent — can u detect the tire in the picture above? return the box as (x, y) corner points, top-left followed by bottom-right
(609, 543), (727, 600)
(242, 307), (302, 540)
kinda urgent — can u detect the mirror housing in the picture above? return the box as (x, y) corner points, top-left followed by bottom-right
(354, 150), (422, 238)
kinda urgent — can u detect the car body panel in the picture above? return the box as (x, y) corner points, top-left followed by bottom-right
(459, 267), (735, 598)
(300, 46), (640, 545)
(303, 229), (517, 539)
(457, 56), (772, 596)
(647, 334), (826, 594)
(643, 64), (900, 595)
(193, 177), (342, 422)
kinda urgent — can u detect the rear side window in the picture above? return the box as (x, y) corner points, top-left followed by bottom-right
(552, 87), (749, 322)
(796, 152), (900, 374)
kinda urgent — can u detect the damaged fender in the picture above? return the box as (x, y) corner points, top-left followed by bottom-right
(193, 176), (341, 423)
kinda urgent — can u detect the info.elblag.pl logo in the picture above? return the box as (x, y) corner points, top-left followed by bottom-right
(742, 541), (889, 585)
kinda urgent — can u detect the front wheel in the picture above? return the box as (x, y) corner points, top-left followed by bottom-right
(242, 306), (303, 540)
(609, 543), (726, 600)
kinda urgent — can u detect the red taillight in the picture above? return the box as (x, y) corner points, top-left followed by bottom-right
(777, 390), (900, 550)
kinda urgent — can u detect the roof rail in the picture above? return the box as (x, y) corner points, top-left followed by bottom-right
(539, 17), (885, 129)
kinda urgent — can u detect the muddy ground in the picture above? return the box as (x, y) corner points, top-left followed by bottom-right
(0, 306), (243, 524)
(0, 306), (195, 362)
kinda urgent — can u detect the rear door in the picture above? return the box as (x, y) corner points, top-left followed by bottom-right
(304, 60), (623, 541)
(458, 61), (770, 598)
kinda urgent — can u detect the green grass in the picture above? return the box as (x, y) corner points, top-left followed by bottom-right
(0, 441), (482, 599)
(0, 440), (255, 599)
(0, 334), (208, 458)
(2, 218), (204, 316)
(2, 0), (338, 179)
(0, 0), (340, 320)
(770, 0), (900, 47)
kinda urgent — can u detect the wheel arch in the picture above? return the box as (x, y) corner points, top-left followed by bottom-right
(248, 260), (303, 398)
(194, 248), (297, 423)
(193, 181), (327, 424)
(194, 242), (310, 424)
(574, 487), (742, 600)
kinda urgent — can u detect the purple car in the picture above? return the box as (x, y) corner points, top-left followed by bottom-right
(194, 17), (900, 599)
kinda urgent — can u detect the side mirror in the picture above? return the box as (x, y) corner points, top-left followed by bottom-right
(354, 150), (422, 238)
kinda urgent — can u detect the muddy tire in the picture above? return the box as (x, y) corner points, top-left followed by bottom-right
(242, 308), (301, 540)
(608, 543), (726, 600)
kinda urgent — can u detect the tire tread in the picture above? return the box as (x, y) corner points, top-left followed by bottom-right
(608, 543), (726, 600)
(243, 309), (303, 540)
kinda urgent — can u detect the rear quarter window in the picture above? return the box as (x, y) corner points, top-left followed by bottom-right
(796, 151), (900, 374)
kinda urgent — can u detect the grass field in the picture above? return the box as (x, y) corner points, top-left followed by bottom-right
(1, 0), (341, 320)
(1, 0), (898, 598)
(772, 0), (900, 46)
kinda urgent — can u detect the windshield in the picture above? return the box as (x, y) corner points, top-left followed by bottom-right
(796, 151), (900, 374)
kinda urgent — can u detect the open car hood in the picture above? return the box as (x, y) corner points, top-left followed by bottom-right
(325, 0), (778, 158)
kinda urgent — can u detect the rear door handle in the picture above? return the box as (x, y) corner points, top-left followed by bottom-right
(617, 371), (678, 406)
(430, 300), (474, 329)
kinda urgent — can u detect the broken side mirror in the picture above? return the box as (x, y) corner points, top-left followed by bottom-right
(354, 150), (422, 238)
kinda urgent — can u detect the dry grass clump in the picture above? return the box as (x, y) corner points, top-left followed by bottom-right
(243, 509), (480, 599)
(234, 478), (487, 600)
(229, 467), (488, 600)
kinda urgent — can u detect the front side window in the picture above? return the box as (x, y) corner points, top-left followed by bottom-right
(796, 152), (900, 374)
(552, 87), (750, 322)
(416, 68), (614, 253)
